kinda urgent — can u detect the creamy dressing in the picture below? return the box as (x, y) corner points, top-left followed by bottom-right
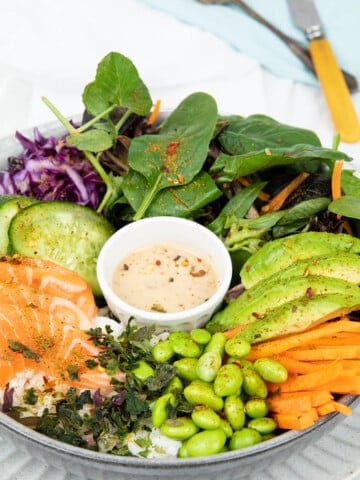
(112, 242), (219, 313)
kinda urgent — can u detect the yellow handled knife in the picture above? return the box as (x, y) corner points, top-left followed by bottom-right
(287, 0), (360, 143)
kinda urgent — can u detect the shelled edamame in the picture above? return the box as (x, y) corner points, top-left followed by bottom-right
(151, 329), (288, 458)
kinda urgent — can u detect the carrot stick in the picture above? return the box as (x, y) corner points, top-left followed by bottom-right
(284, 345), (360, 361)
(238, 177), (270, 202)
(247, 319), (360, 360)
(147, 99), (161, 125)
(267, 394), (312, 413)
(224, 324), (247, 339)
(272, 411), (316, 430)
(274, 356), (326, 374)
(317, 401), (337, 416)
(315, 376), (360, 394)
(331, 160), (344, 201)
(273, 361), (343, 393)
(261, 172), (310, 213)
(331, 400), (352, 416)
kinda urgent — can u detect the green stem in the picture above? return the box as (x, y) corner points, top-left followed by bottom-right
(41, 97), (77, 133)
(85, 151), (113, 213)
(77, 105), (117, 133)
(115, 109), (132, 134)
(133, 174), (163, 220)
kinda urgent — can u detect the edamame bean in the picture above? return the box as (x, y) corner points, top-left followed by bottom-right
(172, 338), (202, 358)
(253, 358), (288, 384)
(224, 395), (246, 430)
(152, 339), (174, 363)
(185, 428), (226, 457)
(164, 376), (183, 394)
(247, 417), (277, 435)
(190, 328), (211, 345)
(160, 417), (199, 441)
(229, 428), (262, 450)
(204, 332), (226, 356)
(152, 393), (176, 428)
(178, 441), (190, 458)
(214, 364), (243, 397)
(244, 398), (268, 419)
(219, 418), (233, 438)
(225, 335), (251, 358)
(191, 406), (221, 430)
(132, 360), (154, 381)
(173, 358), (199, 381)
(184, 381), (223, 411)
(242, 369), (268, 399)
(196, 351), (222, 382)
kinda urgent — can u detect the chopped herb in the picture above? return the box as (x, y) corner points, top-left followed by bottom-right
(85, 359), (98, 369)
(23, 388), (38, 406)
(8, 340), (40, 362)
(66, 364), (80, 381)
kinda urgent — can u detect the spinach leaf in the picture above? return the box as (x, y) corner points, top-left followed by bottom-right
(123, 92), (218, 219)
(341, 169), (360, 196)
(328, 195), (360, 220)
(208, 182), (267, 236)
(219, 114), (321, 154)
(123, 169), (221, 218)
(82, 52), (152, 117)
(272, 197), (331, 237)
(211, 145), (351, 181)
(67, 129), (113, 152)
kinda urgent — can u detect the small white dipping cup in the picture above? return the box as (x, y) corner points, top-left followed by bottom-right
(96, 217), (232, 331)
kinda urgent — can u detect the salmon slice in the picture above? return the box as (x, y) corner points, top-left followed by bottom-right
(0, 282), (95, 330)
(0, 256), (97, 318)
(0, 304), (115, 391)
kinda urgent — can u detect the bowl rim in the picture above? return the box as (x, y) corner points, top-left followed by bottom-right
(0, 394), (358, 467)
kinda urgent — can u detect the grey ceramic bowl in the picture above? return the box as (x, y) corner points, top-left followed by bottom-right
(0, 120), (359, 480)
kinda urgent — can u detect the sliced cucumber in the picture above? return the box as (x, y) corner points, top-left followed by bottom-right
(9, 201), (115, 297)
(0, 195), (38, 254)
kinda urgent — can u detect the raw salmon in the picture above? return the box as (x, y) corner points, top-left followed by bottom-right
(0, 256), (97, 318)
(0, 256), (123, 393)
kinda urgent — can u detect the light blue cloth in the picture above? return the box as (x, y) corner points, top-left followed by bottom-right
(136, 0), (359, 87)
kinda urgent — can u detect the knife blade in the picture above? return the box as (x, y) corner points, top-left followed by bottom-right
(287, 0), (360, 143)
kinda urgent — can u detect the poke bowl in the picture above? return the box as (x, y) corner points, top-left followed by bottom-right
(0, 52), (360, 480)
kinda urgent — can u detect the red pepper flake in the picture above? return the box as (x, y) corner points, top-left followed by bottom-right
(251, 312), (264, 319)
(306, 287), (313, 298)
(245, 265), (251, 272)
(177, 173), (184, 183)
(292, 305), (298, 312)
(155, 260), (161, 266)
(167, 141), (180, 155)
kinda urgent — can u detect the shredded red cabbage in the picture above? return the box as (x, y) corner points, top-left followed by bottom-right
(0, 128), (105, 209)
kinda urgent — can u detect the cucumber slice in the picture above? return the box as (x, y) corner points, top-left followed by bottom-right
(0, 195), (38, 254)
(9, 201), (115, 297)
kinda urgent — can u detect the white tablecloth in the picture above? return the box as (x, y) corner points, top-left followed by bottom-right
(0, 0), (360, 161)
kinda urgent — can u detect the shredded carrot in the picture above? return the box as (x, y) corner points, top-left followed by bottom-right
(261, 172), (310, 213)
(331, 159), (344, 201)
(238, 177), (270, 202)
(147, 99), (161, 125)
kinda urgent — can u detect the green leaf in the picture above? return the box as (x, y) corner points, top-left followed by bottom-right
(219, 114), (321, 154)
(272, 197), (331, 237)
(208, 182), (267, 236)
(211, 145), (351, 181)
(123, 170), (222, 217)
(67, 130), (113, 152)
(341, 169), (360, 196)
(328, 195), (360, 220)
(123, 92), (218, 218)
(82, 51), (152, 116)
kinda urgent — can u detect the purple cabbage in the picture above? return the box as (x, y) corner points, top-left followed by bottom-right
(0, 128), (105, 209)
